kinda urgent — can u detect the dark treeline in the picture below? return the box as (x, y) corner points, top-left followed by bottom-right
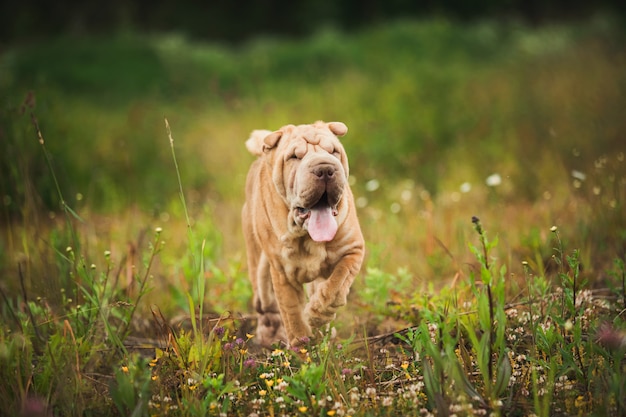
(1, 0), (624, 44)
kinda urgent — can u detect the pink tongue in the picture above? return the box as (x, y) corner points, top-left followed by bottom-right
(308, 206), (338, 242)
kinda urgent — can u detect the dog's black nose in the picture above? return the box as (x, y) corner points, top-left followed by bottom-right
(313, 164), (336, 181)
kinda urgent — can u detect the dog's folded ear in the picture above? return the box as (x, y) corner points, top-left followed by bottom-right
(327, 121), (348, 137)
(245, 129), (272, 156)
(246, 129), (286, 156)
(263, 131), (283, 150)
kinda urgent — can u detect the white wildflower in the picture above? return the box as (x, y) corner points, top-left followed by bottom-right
(571, 170), (586, 181)
(485, 173), (502, 187)
(365, 179), (380, 192)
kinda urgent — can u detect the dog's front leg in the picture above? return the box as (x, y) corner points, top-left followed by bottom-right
(254, 254), (289, 347)
(270, 266), (312, 346)
(304, 252), (362, 328)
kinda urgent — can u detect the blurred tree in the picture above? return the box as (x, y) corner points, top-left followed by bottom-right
(1, 0), (623, 44)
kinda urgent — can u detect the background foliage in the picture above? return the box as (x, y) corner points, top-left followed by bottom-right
(2, 17), (625, 272)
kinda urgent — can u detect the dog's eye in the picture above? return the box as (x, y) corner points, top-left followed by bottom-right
(332, 150), (342, 159)
(289, 148), (306, 160)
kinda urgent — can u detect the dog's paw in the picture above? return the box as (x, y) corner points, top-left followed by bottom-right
(256, 312), (287, 348)
(305, 282), (349, 328)
(289, 334), (315, 348)
(308, 311), (336, 328)
(304, 299), (336, 328)
(311, 282), (348, 309)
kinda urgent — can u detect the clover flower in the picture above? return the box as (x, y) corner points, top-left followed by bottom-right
(213, 326), (225, 338)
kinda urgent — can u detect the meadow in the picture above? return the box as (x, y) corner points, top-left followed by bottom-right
(1, 16), (626, 416)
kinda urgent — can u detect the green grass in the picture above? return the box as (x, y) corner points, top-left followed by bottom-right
(1, 16), (626, 416)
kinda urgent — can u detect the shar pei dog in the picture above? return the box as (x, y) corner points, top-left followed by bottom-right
(242, 121), (364, 348)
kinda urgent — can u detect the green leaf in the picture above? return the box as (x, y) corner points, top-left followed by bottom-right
(452, 359), (485, 403)
(422, 357), (441, 402)
(187, 293), (197, 335)
(493, 354), (512, 397)
(63, 202), (85, 223)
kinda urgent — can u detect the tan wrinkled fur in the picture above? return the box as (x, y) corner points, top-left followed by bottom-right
(242, 121), (364, 347)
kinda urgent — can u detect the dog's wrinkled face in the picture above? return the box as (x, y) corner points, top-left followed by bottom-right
(252, 121), (349, 242)
(285, 124), (348, 242)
